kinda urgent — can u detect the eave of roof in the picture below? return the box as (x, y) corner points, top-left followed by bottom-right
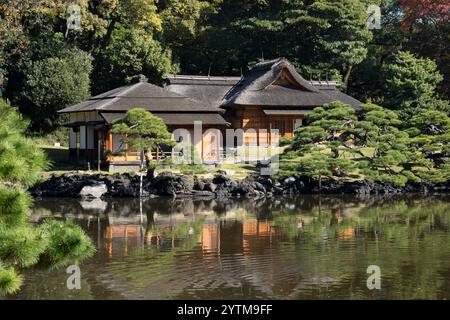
(100, 112), (229, 126)
(262, 109), (313, 115)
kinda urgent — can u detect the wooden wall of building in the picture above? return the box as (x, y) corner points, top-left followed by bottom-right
(227, 105), (304, 146)
(69, 111), (103, 122)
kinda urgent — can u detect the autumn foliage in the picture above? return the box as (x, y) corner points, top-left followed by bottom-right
(399, 0), (450, 30)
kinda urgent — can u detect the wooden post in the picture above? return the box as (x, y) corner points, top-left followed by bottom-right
(97, 131), (102, 171)
(108, 132), (112, 151)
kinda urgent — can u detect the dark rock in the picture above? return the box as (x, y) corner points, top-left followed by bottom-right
(29, 171), (450, 198)
(194, 179), (205, 191)
(147, 173), (194, 196)
(213, 174), (229, 185)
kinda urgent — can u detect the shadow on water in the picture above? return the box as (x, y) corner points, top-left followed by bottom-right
(7, 194), (450, 300)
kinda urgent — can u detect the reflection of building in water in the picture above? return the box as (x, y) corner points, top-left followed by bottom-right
(201, 224), (220, 254)
(106, 225), (142, 239)
(242, 220), (274, 255)
(337, 228), (354, 238)
(105, 225), (143, 257)
(198, 219), (275, 255)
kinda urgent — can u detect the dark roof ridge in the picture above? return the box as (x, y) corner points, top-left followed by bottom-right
(252, 57), (287, 71)
(166, 75), (242, 81)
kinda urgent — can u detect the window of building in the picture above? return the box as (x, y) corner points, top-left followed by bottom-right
(293, 119), (303, 131)
(272, 120), (286, 136)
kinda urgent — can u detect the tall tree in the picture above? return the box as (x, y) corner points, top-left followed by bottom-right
(19, 35), (93, 133)
(296, 0), (372, 89)
(0, 99), (94, 295)
(382, 51), (449, 120)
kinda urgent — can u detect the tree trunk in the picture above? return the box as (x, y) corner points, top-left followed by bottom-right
(318, 174), (322, 193)
(343, 65), (353, 93)
(101, 17), (118, 50)
(140, 149), (144, 198)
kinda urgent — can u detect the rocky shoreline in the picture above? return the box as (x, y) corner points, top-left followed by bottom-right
(29, 172), (450, 198)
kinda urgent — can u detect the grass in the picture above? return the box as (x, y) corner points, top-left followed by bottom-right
(37, 144), (277, 180)
(155, 163), (258, 180)
(216, 163), (258, 179)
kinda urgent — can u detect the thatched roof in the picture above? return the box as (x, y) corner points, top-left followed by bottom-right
(166, 58), (362, 109)
(223, 58), (333, 107)
(59, 77), (224, 114)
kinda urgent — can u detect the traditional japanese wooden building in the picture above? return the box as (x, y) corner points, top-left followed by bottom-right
(59, 75), (228, 171)
(166, 57), (361, 146)
(60, 58), (361, 170)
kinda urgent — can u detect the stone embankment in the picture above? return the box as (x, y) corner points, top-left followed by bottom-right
(29, 172), (450, 198)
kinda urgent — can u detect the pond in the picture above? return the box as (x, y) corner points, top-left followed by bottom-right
(4, 195), (450, 300)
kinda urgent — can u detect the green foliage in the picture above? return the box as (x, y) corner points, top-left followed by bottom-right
(0, 222), (47, 268)
(0, 264), (23, 296)
(93, 27), (177, 93)
(0, 100), (48, 186)
(405, 109), (450, 182)
(296, 153), (355, 180)
(29, 126), (70, 147)
(350, 0), (450, 103)
(39, 219), (96, 267)
(0, 187), (30, 225)
(293, 101), (358, 158)
(382, 51), (449, 120)
(414, 166), (450, 184)
(180, 164), (207, 175)
(296, 154), (332, 178)
(356, 103), (414, 184)
(0, 99), (94, 295)
(111, 108), (174, 152)
(20, 44), (92, 133)
(111, 108), (174, 170)
(2, 0), (449, 136)
(300, 0), (372, 87)
(288, 101), (450, 186)
(279, 136), (293, 146)
(171, 0), (371, 86)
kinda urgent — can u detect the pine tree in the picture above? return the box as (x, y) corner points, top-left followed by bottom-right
(382, 51), (449, 121)
(406, 109), (450, 183)
(356, 103), (413, 185)
(288, 101), (449, 186)
(290, 101), (358, 187)
(111, 108), (174, 195)
(0, 99), (95, 295)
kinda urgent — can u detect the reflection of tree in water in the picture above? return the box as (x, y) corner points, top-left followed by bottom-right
(28, 194), (450, 299)
(265, 196), (450, 299)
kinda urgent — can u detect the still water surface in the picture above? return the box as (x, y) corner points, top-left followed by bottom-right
(6, 195), (450, 299)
